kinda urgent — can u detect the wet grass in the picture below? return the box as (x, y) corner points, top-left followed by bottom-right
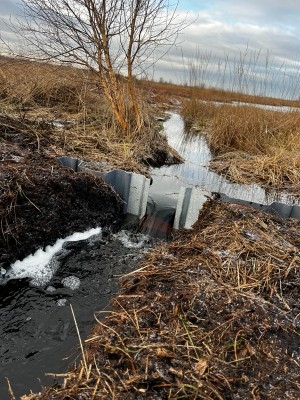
(20, 200), (300, 399)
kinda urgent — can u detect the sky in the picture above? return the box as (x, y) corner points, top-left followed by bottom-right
(1, 0), (300, 98)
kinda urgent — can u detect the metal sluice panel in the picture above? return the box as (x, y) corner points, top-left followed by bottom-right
(266, 202), (300, 219)
(59, 157), (151, 219)
(174, 187), (209, 229)
(103, 169), (150, 218)
(59, 156), (81, 171)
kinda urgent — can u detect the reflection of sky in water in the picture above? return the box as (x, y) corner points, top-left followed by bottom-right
(150, 113), (299, 206)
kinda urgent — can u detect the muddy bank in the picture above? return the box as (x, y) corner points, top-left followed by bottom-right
(0, 113), (171, 398)
(0, 114), (175, 268)
(0, 147), (123, 268)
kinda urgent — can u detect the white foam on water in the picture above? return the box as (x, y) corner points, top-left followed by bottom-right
(56, 298), (67, 307)
(61, 276), (81, 290)
(114, 230), (150, 249)
(5, 227), (102, 286)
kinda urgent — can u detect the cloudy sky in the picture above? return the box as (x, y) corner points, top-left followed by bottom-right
(1, 0), (300, 97)
(164, 0), (300, 96)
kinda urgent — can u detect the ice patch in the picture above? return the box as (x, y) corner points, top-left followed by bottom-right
(61, 276), (81, 290)
(4, 227), (102, 286)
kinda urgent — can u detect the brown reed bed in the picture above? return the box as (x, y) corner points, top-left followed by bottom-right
(21, 200), (300, 400)
(181, 100), (300, 195)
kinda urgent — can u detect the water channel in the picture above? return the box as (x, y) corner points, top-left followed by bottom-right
(0, 112), (299, 399)
(149, 112), (299, 208)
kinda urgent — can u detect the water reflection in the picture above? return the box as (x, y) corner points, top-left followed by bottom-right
(150, 113), (299, 206)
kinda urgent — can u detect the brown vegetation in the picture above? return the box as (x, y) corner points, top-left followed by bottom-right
(0, 57), (179, 173)
(140, 78), (300, 108)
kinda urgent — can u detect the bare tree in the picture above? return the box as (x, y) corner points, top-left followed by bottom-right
(5, 0), (185, 134)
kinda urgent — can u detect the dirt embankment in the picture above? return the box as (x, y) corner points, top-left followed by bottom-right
(0, 116), (120, 268)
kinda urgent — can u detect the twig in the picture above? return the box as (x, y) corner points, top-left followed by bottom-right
(6, 378), (16, 400)
(70, 304), (89, 379)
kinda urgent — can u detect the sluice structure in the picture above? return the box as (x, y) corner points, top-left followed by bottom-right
(59, 156), (300, 236)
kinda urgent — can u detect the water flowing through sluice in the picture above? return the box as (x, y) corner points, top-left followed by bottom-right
(1, 112), (299, 399)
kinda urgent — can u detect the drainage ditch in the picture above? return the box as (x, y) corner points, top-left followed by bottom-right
(0, 112), (299, 399)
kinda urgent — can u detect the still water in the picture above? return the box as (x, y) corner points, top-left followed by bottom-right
(0, 229), (149, 399)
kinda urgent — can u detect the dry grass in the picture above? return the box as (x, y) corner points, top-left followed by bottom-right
(21, 200), (300, 400)
(0, 57), (181, 173)
(0, 57), (85, 113)
(181, 100), (300, 194)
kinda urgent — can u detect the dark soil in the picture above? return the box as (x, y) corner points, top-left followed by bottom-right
(0, 115), (125, 268)
(0, 113), (181, 269)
